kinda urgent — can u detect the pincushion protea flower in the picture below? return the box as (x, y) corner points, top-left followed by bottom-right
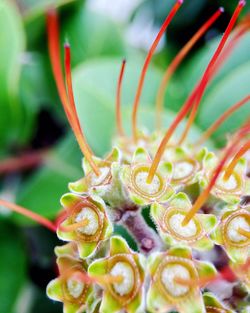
(0, 0), (250, 312)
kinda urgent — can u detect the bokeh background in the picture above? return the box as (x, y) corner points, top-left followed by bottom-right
(0, 0), (249, 312)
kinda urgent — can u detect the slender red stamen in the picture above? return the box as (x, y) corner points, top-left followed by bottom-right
(55, 199), (93, 230)
(64, 44), (100, 176)
(181, 260), (250, 288)
(147, 1), (245, 183)
(238, 228), (250, 238)
(58, 218), (89, 232)
(196, 95), (250, 145)
(175, 273), (216, 287)
(55, 209), (68, 228)
(156, 8), (223, 128)
(116, 59), (126, 136)
(62, 268), (93, 285)
(223, 139), (250, 180)
(64, 43), (89, 141)
(46, 9), (100, 176)
(0, 199), (56, 232)
(182, 127), (249, 226)
(131, 0), (183, 141)
(175, 263), (238, 288)
(46, 9), (68, 108)
(178, 0), (246, 144)
(0, 150), (46, 175)
(70, 270), (123, 285)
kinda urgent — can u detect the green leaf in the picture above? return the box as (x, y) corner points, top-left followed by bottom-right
(169, 33), (250, 113)
(0, 222), (26, 313)
(14, 134), (82, 224)
(0, 0), (25, 149)
(23, 0), (77, 47)
(181, 33), (250, 105)
(18, 53), (58, 144)
(61, 6), (125, 67)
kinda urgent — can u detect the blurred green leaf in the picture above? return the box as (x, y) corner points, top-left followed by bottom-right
(18, 53), (57, 144)
(0, 222), (26, 313)
(171, 33), (250, 111)
(62, 6), (125, 66)
(23, 0), (77, 47)
(144, 0), (206, 28)
(73, 57), (163, 155)
(14, 134), (82, 223)
(22, 0), (76, 20)
(220, 0), (250, 13)
(0, 0), (25, 149)
(181, 33), (250, 102)
(197, 62), (250, 146)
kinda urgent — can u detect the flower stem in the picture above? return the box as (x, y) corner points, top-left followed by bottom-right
(121, 210), (161, 254)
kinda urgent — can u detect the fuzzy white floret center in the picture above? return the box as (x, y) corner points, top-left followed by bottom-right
(169, 213), (197, 238)
(161, 264), (190, 297)
(135, 171), (160, 195)
(227, 216), (250, 242)
(110, 262), (134, 296)
(75, 207), (99, 235)
(217, 172), (238, 191)
(67, 276), (84, 299)
(90, 167), (110, 186)
(173, 161), (193, 180)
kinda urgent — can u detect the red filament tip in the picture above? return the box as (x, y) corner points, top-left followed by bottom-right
(116, 59), (126, 136)
(131, 0), (183, 141)
(46, 9), (100, 176)
(0, 199), (56, 232)
(182, 126), (250, 226)
(224, 139), (250, 180)
(178, 0), (246, 144)
(196, 95), (250, 145)
(156, 8), (223, 128)
(64, 45), (100, 176)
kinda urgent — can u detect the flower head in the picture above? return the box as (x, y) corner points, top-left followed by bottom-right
(46, 243), (95, 313)
(211, 206), (250, 263)
(57, 193), (113, 258)
(200, 152), (249, 204)
(88, 236), (146, 313)
(151, 192), (217, 250)
(146, 246), (217, 313)
(121, 147), (174, 206)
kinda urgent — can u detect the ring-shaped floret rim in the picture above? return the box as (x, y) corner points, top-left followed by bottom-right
(130, 164), (166, 199)
(107, 254), (141, 306)
(70, 200), (104, 242)
(223, 209), (250, 247)
(86, 163), (112, 187)
(171, 159), (199, 183)
(214, 170), (243, 194)
(155, 256), (198, 302)
(62, 266), (90, 304)
(162, 208), (203, 242)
